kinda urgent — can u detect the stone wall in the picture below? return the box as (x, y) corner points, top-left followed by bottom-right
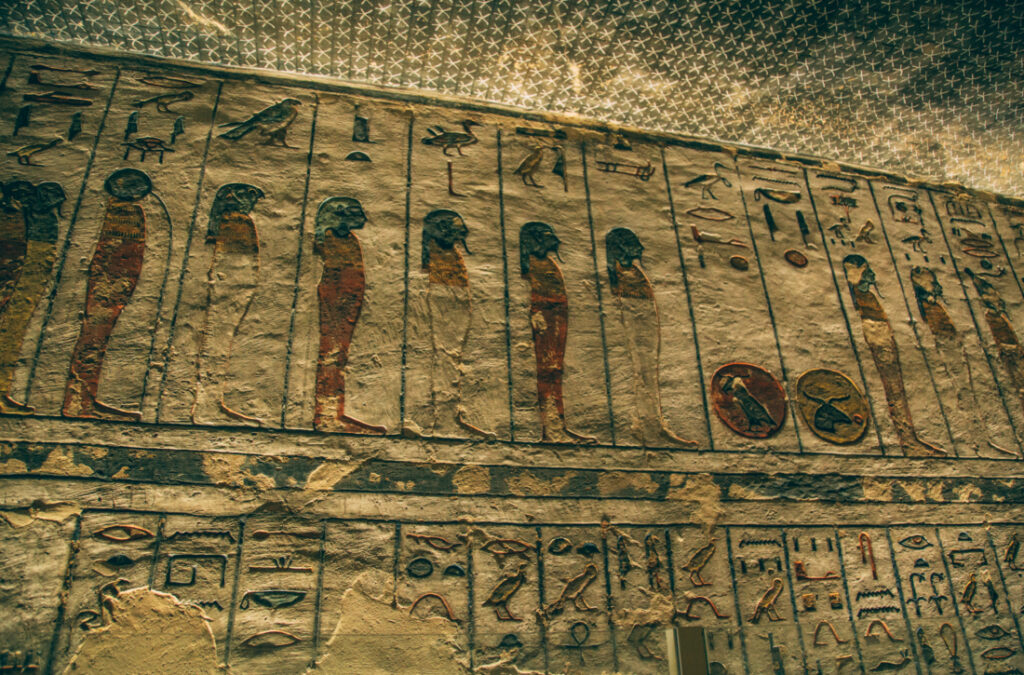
(1, 38), (1023, 674)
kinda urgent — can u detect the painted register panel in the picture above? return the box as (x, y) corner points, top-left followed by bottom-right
(3, 47), (1024, 462)
(9, 510), (1024, 674)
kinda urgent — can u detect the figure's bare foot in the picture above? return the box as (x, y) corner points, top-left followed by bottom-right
(543, 426), (597, 445)
(456, 408), (496, 440)
(220, 398), (262, 426)
(94, 399), (142, 422)
(902, 434), (946, 457)
(1, 393), (35, 415)
(655, 426), (699, 448)
(986, 440), (1021, 458)
(339, 414), (386, 435)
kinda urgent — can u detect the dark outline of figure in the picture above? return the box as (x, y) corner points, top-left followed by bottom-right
(911, 266), (1014, 457)
(843, 254), (945, 456)
(0, 179), (65, 413)
(63, 169), (156, 421)
(192, 183), (264, 426)
(421, 209), (492, 438)
(313, 196), (385, 434)
(965, 267), (1024, 425)
(520, 221), (595, 444)
(605, 227), (696, 447)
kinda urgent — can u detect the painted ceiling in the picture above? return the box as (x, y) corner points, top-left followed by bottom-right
(3, 0), (1022, 197)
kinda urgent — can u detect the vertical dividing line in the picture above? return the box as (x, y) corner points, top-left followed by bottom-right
(882, 528), (925, 674)
(661, 147), (714, 450)
(147, 514), (167, 588)
(25, 67), (120, 405)
(926, 189), (1023, 455)
(466, 537), (476, 672)
(280, 93), (320, 427)
(600, 531), (618, 669)
(392, 522), (401, 609)
(933, 526), (978, 671)
(580, 142), (617, 445)
(733, 161), (806, 452)
(984, 528), (1024, 656)
(44, 514), (81, 675)
(778, 529), (809, 674)
(535, 525), (549, 672)
(311, 519), (328, 668)
(803, 169), (887, 455)
(832, 528), (867, 675)
(398, 118), (413, 427)
(663, 527), (676, 597)
(222, 518), (246, 667)
(496, 130), (515, 440)
(870, 183), (958, 454)
(723, 527), (751, 674)
(0, 54), (15, 91)
(154, 81), (223, 421)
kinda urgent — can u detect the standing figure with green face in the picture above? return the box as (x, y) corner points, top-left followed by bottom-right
(605, 227), (696, 448)
(520, 221), (594, 444)
(0, 179), (65, 413)
(843, 254), (944, 456)
(421, 209), (491, 438)
(192, 183), (264, 425)
(313, 196), (384, 434)
(64, 169), (151, 421)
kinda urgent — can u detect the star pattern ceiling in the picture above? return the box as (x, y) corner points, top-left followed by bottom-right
(3, 0), (1023, 197)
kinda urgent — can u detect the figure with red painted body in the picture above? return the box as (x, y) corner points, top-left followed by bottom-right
(313, 196), (384, 434)
(63, 169), (152, 420)
(520, 221), (594, 444)
(0, 179), (65, 413)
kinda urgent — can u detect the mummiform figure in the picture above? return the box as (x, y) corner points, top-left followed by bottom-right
(192, 183), (264, 425)
(605, 227), (696, 447)
(63, 169), (154, 421)
(520, 221), (594, 444)
(421, 209), (491, 438)
(843, 254), (944, 456)
(0, 179), (64, 413)
(313, 196), (384, 434)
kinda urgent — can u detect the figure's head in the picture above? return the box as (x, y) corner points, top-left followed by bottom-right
(31, 182), (66, 216)
(213, 183), (264, 214)
(965, 267), (1002, 311)
(605, 227), (643, 285)
(105, 168), (152, 202)
(519, 221), (561, 275)
(1, 180), (35, 212)
(843, 254), (874, 288)
(207, 183), (264, 240)
(422, 209), (469, 268)
(316, 197), (366, 236)
(910, 266), (939, 295)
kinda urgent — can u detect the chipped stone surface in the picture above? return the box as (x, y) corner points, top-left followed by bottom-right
(63, 588), (217, 674)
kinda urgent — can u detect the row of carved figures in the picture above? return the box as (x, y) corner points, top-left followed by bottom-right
(0, 170), (679, 443)
(2, 171), (1024, 454)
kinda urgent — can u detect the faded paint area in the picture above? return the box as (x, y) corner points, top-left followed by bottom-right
(452, 464), (491, 494)
(315, 571), (465, 674)
(597, 470), (660, 497)
(64, 588), (217, 674)
(304, 458), (368, 491)
(505, 471), (575, 497)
